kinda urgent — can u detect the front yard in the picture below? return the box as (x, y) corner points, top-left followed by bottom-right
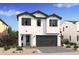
(0, 47), (40, 55)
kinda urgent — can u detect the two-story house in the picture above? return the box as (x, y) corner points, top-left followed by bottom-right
(17, 11), (62, 47)
(62, 20), (79, 44)
(0, 19), (9, 39)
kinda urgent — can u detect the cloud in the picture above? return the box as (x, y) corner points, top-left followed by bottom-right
(0, 9), (22, 16)
(54, 3), (79, 8)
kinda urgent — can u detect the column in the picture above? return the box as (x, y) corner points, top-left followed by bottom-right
(23, 35), (26, 47)
(30, 35), (36, 47)
(18, 34), (22, 46)
(57, 34), (61, 46)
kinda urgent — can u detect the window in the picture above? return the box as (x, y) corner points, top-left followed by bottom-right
(69, 35), (71, 41)
(37, 19), (41, 26)
(49, 19), (57, 26)
(26, 35), (30, 42)
(66, 26), (68, 28)
(21, 35), (23, 41)
(63, 27), (64, 31)
(22, 43), (23, 47)
(73, 22), (76, 24)
(77, 35), (79, 41)
(22, 18), (31, 26)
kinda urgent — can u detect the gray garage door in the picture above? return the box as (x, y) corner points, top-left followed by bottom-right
(36, 35), (57, 47)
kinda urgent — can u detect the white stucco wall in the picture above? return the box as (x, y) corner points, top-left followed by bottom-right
(18, 13), (61, 47)
(62, 21), (79, 43)
(46, 17), (60, 34)
(76, 22), (79, 31)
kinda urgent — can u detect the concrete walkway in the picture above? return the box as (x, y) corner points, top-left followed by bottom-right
(34, 52), (79, 55)
(37, 47), (76, 53)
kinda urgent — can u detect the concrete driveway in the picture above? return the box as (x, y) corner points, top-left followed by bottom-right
(37, 47), (76, 53)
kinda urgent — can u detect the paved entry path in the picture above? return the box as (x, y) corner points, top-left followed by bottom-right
(37, 47), (76, 53)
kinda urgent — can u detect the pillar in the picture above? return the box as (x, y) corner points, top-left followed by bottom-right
(18, 34), (22, 46)
(30, 35), (36, 47)
(57, 34), (61, 46)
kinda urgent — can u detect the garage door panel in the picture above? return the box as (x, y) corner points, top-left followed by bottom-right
(36, 35), (57, 47)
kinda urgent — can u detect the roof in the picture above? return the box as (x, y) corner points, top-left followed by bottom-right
(0, 19), (8, 26)
(16, 12), (36, 20)
(17, 10), (62, 20)
(65, 20), (79, 22)
(32, 10), (48, 17)
(48, 14), (62, 19)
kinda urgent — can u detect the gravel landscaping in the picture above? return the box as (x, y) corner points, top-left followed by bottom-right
(0, 47), (41, 55)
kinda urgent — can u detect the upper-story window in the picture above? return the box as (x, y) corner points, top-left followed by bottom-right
(66, 26), (68, 28)
(37, 19), (41, 26)
(22, 18), (31, 26)
(49, 19), (57, 26)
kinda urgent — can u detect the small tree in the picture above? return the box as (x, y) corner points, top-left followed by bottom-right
(1, 31), (18, 47)
(0, 26), (18, 47)
(1, 35), (17, 46)
(8, 26), (12, 34)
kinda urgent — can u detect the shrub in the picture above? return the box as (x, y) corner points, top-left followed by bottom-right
(74, 45), (78, 50)
(0, 42), (3, 47)
(70, 42), (76, 46)
(61, 39), (70, 45)
(66, 45), (71, 48)
(2, 35), (18, 47)
(16, 46), (23, 51)
(12, 51), (15, 53)
(4, 45), (10, 51)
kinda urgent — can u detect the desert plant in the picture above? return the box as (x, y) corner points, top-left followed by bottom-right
(70, 42), (76, 46)
(0, 41), (3, 47)
(4, 45), (10, 51)
(16, 46), (23, 51)
(61, 39), (70, 45)
(66, 45), (71, 48)
(74, 45), (78, 50)
(1, 35), (18, 47)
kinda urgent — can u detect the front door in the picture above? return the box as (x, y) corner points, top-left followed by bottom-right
(26, 35), (30, 46)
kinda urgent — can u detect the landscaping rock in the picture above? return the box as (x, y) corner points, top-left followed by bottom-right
(32, 50), (42, 53)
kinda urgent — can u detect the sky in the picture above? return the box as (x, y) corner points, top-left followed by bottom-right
(0, 3), (79, 31)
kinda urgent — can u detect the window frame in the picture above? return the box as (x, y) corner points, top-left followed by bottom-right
(37, 19), (41, 26)
(63, 27), (64, 31)
(69, 35), (71, 41)
(77, 35), (79, 41)
(22, 18), (31, 26)
(66, 26), (68, 28)
(49, 19), (58, 27)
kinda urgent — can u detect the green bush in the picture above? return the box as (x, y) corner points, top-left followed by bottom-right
(0, 42), (3, 47)
(4, 46), (10, 51)
(61, 39), (70, 45)
(16, 46), (23, 51)
(74, 45), (78, 50)
(66, 45), (71, 48)
(70, 42), (76, 46)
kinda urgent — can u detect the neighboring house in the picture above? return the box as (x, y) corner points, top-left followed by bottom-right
(0, 19), (9, 38)
(17, 10), (62, 47)
(61, 20), (79, 44)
